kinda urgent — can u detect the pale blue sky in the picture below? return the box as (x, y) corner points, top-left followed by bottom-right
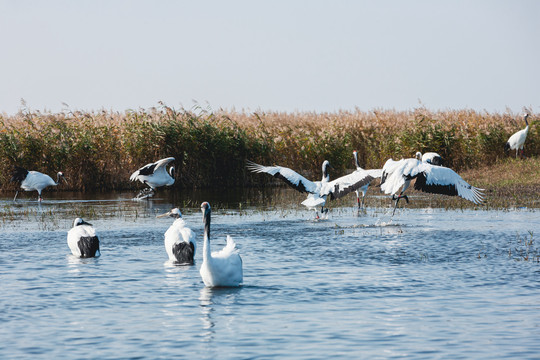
(1, 0), (539, 115)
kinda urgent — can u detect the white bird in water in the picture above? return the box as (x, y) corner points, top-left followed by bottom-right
(380, 157), (484, 216)
(416, 151), (443, 166)
(505, 114), (530, 158)
(352, 150), (382, 209)
(248, 159), (380, 219)
(10, 166), (67, 202)
(200, 202), (243, 287)
(157, 208), (196, 265)
(67, 218), (101, 258)
(130, 157), (175, 199)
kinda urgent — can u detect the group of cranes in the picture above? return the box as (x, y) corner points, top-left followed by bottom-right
(8, 113), (532, 288)
(248, 150), (484, 218)
(8, 113), (530, 203)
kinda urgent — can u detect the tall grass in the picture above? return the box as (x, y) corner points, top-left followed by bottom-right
(0, 104), (537, 191)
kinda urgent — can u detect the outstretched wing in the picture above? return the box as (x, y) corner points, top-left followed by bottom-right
(130, 157), (175, 181)
(324, 168), (382, 200)
(247, 160), (318, 194)
(153, 157), (175, 171)
(411, 163), (484, 204)
(380, 158), (412, 195)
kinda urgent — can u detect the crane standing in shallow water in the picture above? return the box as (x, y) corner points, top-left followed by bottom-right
(352, 150), (382, 209)
(10, 166), (67, 202)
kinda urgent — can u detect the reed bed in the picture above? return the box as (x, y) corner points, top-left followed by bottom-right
(0, 104), (538, 192)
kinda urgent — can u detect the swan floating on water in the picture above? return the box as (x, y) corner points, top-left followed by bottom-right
(200, 202), (243, 287)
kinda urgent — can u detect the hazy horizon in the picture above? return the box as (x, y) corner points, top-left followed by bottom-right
(1, 0), (539, 115)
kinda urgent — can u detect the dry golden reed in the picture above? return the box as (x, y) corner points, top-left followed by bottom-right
(0, 103), (537, 191)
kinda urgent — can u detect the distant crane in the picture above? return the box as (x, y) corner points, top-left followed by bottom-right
(130, 157), (175, 199)
(380, 157), (484, 216)
(10, 166), (67, 202)
(504, 114), (530, 158)
(416, 151), (443, 166)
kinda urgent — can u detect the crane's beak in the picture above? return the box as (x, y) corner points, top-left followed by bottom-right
(62, 175), (69, 185)
(156, 211), (171, 218)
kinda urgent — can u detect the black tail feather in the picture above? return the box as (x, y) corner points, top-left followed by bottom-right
(172, 242), (195, 265)
(78, 236), (100, 258)
(10, 166), (29, 183)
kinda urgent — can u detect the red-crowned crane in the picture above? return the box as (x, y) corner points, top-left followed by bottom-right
(247, 160), (380, 219)
(352, 150), (382, 209)
(415, 151), (443, 166)
(10, 166), (67, 202)
(381, 157), (484, 216)
(505, 114), (530, 158)
(67, 218), (101, 258)
(157, 208), (196, 265)
(130, 157), (175, 199)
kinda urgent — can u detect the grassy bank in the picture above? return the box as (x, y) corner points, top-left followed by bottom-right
(0, 104), (538, 194)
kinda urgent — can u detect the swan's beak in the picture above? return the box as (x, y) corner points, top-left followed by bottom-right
(156, 211), (171, 218)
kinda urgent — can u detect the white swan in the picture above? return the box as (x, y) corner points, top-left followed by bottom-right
(67, 218), (101, 258)
(157, 208), (196, 265)
(199, 202), (243, 287)
(11, 166), (67, 202)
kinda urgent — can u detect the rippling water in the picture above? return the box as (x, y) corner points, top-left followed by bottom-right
(0, 190), (539, 359)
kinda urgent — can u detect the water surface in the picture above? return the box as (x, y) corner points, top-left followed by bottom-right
(0, 190), (539, 359)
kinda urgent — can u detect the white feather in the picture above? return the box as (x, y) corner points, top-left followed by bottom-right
(130, 157), (175, 189)
(200, 203), (243, 287)
(164, 218), (196, 262)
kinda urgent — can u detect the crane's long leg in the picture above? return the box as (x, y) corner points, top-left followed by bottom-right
(391, 192), (409, 216)
(13, 190), (19, 201)
(360, 194), (365, 209)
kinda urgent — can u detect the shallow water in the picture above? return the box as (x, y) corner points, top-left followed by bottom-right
(0, 189), (539, 359)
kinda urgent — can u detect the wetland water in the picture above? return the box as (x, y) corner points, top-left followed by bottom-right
(0, 189), (539, 359)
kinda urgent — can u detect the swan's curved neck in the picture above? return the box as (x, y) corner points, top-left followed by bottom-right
(203, 210), (211, 260)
